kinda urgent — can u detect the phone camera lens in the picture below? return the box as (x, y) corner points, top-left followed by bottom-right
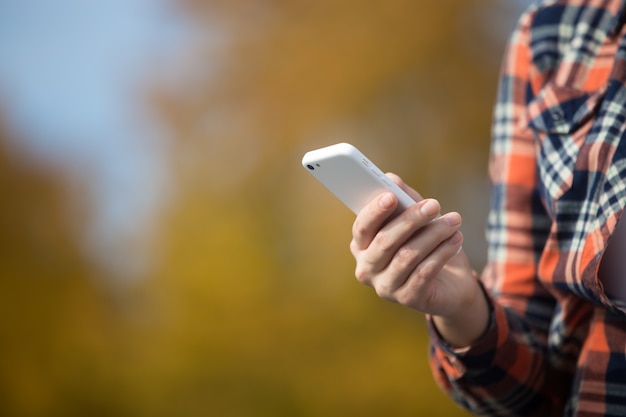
(307, 164), (315, 170)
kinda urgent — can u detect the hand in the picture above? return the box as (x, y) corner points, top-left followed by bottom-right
(350, 174), (489, 347)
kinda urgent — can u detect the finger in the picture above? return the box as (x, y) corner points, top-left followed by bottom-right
(356, 198), (442, 276)
(369, 198), (442, 258)
(395, 230), (464, 311)
(374, 212), (461, 294)
(351, 191), (399, 253)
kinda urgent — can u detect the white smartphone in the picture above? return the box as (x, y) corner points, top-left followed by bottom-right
(302, 143), (415, 216)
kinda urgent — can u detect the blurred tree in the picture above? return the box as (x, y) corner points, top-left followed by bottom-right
(0, 0), (528, 415)
(0, 115), (133, 416)
(156, 0), (519, 264)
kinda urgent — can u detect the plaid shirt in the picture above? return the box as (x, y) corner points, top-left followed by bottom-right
(428, 0), (626, 415)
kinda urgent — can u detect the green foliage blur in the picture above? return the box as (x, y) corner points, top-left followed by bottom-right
(0, 1), (525, 416)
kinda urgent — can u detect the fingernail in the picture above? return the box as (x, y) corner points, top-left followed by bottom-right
(379, 193), (394, 209)
(450, 232), (464, 255)
(449, 231), (463, 245)
(443, 212), (461, 227)
(420, 199), (439, 216)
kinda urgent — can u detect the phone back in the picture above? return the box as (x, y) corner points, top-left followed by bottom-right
(302, 143), (414, 216)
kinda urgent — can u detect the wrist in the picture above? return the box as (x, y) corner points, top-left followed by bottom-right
(431, 276), (491, 348)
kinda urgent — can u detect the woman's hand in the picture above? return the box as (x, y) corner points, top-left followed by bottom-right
(350, 173), (490, 347)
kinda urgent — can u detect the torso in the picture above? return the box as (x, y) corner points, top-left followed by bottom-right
(597, 213), (626, 303)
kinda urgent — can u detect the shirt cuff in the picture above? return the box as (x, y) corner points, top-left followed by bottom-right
(426, 280), (507, 376)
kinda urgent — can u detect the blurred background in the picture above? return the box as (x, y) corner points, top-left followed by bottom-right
(0, 0), (532, 416)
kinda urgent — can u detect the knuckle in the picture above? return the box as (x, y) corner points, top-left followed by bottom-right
(413, 259), (440, 283)
(349, 239), (360, 256)
(352, 219), (368, 239)
(354, 262), (373, 285)
(374, 283), (397, 302)
(397, 279), (431, 309)
(400, 205), (428, 230)
(372, 229), (395, 253)
(354, 264), (367, 283)
(395, 290), (417, 307)
(394, 245), (419, 269)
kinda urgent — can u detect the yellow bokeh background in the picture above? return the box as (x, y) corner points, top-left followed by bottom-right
(0, 1), (529, 415)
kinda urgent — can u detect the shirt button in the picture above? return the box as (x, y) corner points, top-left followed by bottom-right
(551, 109), (565, 121)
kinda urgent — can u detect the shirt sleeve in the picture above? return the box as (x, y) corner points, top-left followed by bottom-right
(427, 4), (563, 415)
